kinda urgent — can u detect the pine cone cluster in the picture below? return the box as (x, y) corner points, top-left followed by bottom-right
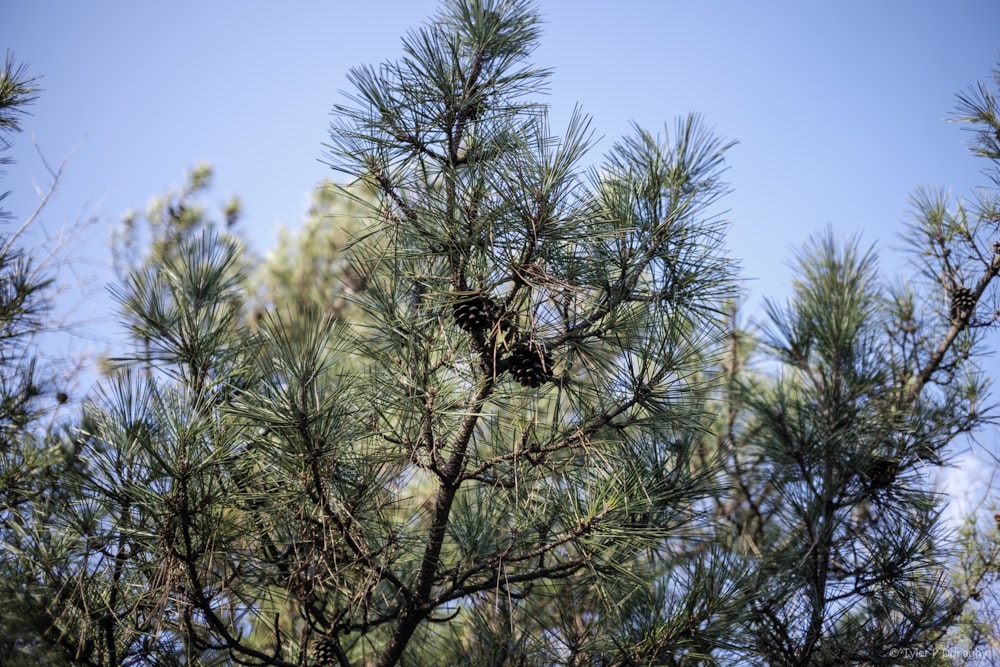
(950, 286), (976, 321)
(508, 342), (553, 388)
(452, 291), (553, 388)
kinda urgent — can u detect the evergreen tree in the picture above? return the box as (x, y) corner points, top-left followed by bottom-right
(31, 1), (742, 664)
(317, 0), (741, 660)
(10, 3), (1000, 665)
(0, 53), (85, 665)
(709, 65), (1000, 665)
(110, 161), (247, 281)
(253, 179), (374, 324)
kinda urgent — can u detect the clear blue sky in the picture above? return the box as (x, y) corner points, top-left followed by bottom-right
(4, 1), (1000, 474)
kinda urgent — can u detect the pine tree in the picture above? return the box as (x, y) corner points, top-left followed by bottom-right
(12, 4), (1000, 666)
(253, 179), (375, 324)
(0, 53), (89, 666)
(709, 64), (1000, 665)
(317, 0), (739, 662)
(28, 0), (741, 664)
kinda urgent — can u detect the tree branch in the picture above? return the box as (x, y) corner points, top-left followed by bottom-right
(909, 247), (1000, 400)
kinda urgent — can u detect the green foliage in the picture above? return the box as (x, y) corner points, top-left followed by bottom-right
(0, 51), (40, 221)
(4, 7), (1000, 667)
(0, 54), (72, 666)
(733, 231), (961, 663)
(110, 161), (249, 281)
(319, 0), (740, 661)
(709, 63), (1000, 665)
(254, 180), (377, 323)
(16, 1), (742, 663)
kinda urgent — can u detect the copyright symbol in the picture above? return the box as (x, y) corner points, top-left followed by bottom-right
(889, 648), (900, 658)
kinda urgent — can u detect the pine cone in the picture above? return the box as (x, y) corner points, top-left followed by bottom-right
(868, 457), (899, 490)
(453, 292), (498, 334)
(509, 342), (553, 388)
(314, 637), (339, 667)
(950, 286), (976, 321)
